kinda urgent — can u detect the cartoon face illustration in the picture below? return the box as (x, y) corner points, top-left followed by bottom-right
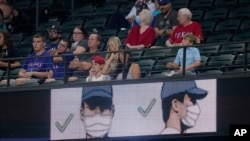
(80, 85), (114, 138)
(160, 80), (208, 134)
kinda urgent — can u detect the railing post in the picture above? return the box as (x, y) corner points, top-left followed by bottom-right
(63, 55), (67, 84)
(182, 46), (186, 77)
(244, 43), (247, 71)
(6, 60), (11, 87)
(122, 50), (126, 80)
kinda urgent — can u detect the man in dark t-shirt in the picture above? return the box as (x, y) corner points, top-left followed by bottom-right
(68, 33), (104, 81)
(45, 25), (61, 54)
(154, 0), (178, 40)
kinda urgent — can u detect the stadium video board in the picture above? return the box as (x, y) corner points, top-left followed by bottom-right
(50, 79), (216, 140)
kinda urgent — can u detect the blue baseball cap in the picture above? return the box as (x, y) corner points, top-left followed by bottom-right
(82, 85), (113, 101)
(157, 0), (171, 4)
(161, 80), (208, 99)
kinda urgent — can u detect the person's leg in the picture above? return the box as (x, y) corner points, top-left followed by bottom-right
(68, 76), (78, 82)
(107, 11), (129, 29)
(0, 79), (15, 86)
(15, 78), (39, 86)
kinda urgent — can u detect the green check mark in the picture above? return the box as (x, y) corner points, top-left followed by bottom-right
(55, 113), (73, 133)
(138, 98), (156, 117)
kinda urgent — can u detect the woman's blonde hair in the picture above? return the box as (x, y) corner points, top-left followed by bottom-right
(106, 36), (121, 59)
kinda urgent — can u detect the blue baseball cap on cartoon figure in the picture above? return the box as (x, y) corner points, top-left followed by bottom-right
(161, 80), (208, 99)
(82, 85), (113, 101)
(157, 0), (171, 4)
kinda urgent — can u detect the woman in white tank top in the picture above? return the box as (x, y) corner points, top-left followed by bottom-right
(114, 50), (141, 80)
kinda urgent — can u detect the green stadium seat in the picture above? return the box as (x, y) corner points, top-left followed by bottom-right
(141, 46), (168, 60)
(83, 17), (107, 30)
(172, 0), (191, 10)
(136, 59), (155, 78)
(203, 8), (229, 20)
(228, 6), (250, 19)
(206, 33), (232, 43)
(199, 44), (220, 57)
(214, 0), (237, 6)
(199, 54), (235, 74)
(232, 31), (250, 41)
(94, 5), (119, 17)
(189, 0), (214, 9)
(219, 43), (245, 55)
(214, 19), (241, 33)
(61, 19), (84, 31)
(69, 6), (95, 19)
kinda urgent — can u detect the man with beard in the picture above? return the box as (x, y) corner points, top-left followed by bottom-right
(46, 25), (61, 54)
(154, 0), (178, 40)
(160, 80), (208, 134)
(80, 85), (114, 139)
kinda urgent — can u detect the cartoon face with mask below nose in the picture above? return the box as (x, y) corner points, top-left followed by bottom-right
(80, 85), (114, 139)
(160, 80), (208, 134)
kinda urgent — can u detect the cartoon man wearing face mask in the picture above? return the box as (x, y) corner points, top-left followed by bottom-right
(160, 80), (208, 134)
(80, 85), (114, 138)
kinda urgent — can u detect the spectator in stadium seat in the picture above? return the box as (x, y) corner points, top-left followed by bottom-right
(0, 29), (21, 76)
(45, 39), (74, 83)
(0, 0), (19, 33)
(0, 33), (53, 86)
(152, 0), (161, 17)
(166, 8), (203, 47)
(45, 25), (61, 54)
(102, 36), (121, 80)
(86, 56), (111, 82)
(71, 26), (88, 55)
(80, 85), (114, 138)
(114, 49), (141, 80)
(68, 33), (103, 82)
(160, 80), (207, 134)
(107, 0), (155, 30)
(154, 0), (178, 40)
(125, 9), (155, 49)
(166, 34), (201, 74)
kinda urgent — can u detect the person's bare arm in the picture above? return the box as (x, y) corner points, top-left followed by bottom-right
(47, 70), (53, 79)
(0, 60), (21, 68)
(155, 28), (173, 38)
(74, 46), (87, 55)
(131, 63), (141, 79)
(69, 60), (92, 71)
(166, 62), (179, 69)
(185, 60), (201, 71)
(102, 53), (116, 75)
(33, 71), (49, 79)
(127, 44), (144, 49)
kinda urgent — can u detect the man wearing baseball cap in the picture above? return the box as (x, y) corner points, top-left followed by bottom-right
(80, 85), (114, 138)
(154, 0), (178, 41)
(86, 55), (111, 82)
(46, 25), (61, 54)
(160, 80), (208, 134)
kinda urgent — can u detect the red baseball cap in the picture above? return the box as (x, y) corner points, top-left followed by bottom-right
(92, 56), (105, 65)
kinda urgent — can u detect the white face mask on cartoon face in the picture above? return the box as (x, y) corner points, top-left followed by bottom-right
(181, 103), (201, 128)
(83, 114), (112, 138)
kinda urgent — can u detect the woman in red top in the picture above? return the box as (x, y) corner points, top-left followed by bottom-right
(166, 8), (203, 47)
(125, 9), (155, 49)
